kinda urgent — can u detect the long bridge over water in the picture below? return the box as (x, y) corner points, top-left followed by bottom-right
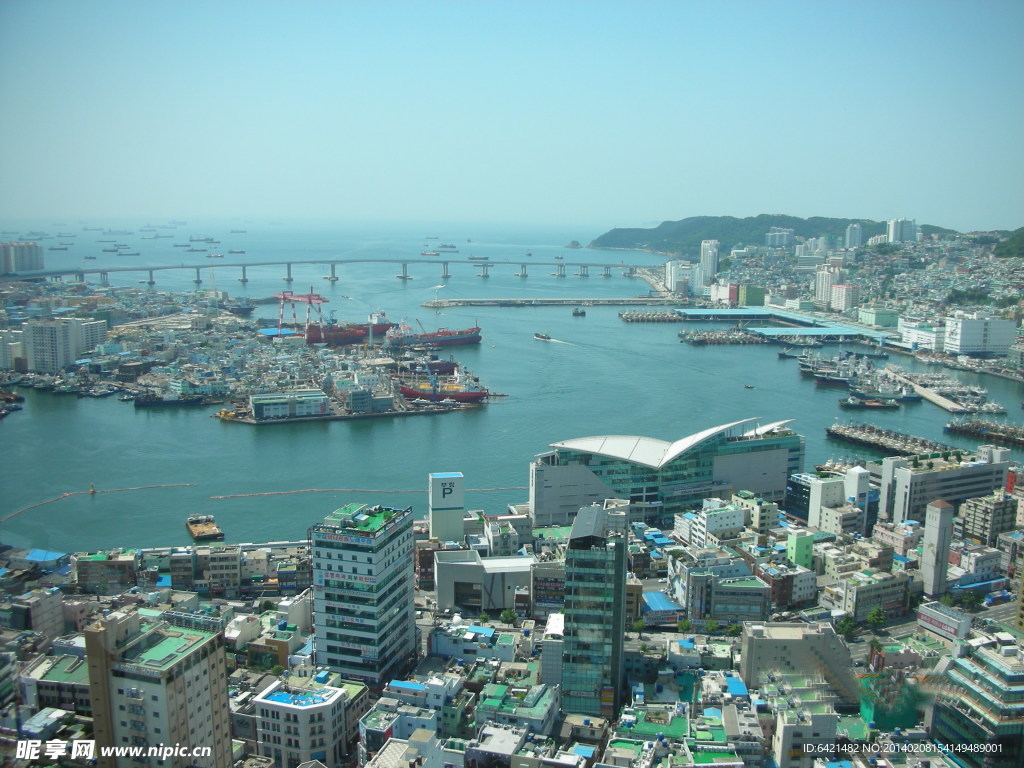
(9, 257), (659, 287)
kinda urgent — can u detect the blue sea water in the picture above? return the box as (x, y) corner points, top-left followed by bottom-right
(1, 219), (1021, 553)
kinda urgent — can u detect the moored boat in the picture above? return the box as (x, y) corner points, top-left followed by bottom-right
(839, 396), (900, 410)
(186, 514), (224, 541)
(399, 370), (489, 402)
(385, 322), (482, 347)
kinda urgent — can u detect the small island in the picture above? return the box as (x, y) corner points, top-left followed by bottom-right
(564, 240), (582, 249)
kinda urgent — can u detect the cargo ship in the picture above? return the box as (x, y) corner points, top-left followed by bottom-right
(399, 370), (489, 403)
(134, 393), (206, 408)
(838, 396), (900, 410)
(186, 514), (224, 541)
(385, 322), (482, 347)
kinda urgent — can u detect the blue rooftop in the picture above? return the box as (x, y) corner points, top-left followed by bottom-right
(264, 688), (334, 706)
(678, 637), (696, 649)
(643, 592), (681, 611)
(465, 625), (495, 637)
(573, 746), (596, 758)
(726, 677), (749, 697)
(25, 549), (67, 563)
(389, 680), (426, 691)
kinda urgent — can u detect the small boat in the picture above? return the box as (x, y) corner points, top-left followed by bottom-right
(534, 333), (551, 341)
(186, 514), (224, 541)
(554, 255), (564, 260)
(421, 250), (439, 256)
(207, 253), (224, 258)
(744, 385), (755, 389)
(572, 307), (586, 317)
(228, 250), (246, 254)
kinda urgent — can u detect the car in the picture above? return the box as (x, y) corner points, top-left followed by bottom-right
(658, 578), (668, 583)
(853, 660), (864, 667)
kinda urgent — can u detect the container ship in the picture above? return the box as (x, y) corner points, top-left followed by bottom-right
(186, 515), (224, 541)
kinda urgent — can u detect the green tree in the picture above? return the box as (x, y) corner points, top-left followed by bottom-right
(704, 619), (720, 635)
(260, 600), (275, 613)
(870, 639), (883, 652)
(866, 607), (886, 631)
(500, 609), (517, 626)
(640, 643), (650, 653)
(939, 594), (955, 607)
(725, 624), (742, 637)
(479, 612), (490, 624)
(677, 618), (692, 633)
(958, 591), (981, 611)
(270, 665), (285, 677)
(632, 619), (646, 639)
(836, 616), (858, 639)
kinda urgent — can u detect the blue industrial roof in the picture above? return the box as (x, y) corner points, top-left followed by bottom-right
(952, 578), (1006, 591)
(893, 554), (911, 563)
(25, 549), (67, 563)
(643, 592), (681, 611)
(726, 677), (749, 697)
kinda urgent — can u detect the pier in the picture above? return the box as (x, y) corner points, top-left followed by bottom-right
(424, 297), (685, 308)
(885, 370), (984, 414)
(825, 422), (954, 455)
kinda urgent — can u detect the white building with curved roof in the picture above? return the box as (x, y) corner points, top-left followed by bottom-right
(529, 418), (804, 527)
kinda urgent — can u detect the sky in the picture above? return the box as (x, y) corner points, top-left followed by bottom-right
(1, 0), (1022, 233)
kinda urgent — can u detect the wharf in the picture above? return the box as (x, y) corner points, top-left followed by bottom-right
(424, 297), (684, 308)
(826, 422), (954, 455)
(944, 419), (1024, 448)
(884, 370), (974, 413)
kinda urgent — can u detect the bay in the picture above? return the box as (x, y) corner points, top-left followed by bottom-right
(2, 220), (1021, 553)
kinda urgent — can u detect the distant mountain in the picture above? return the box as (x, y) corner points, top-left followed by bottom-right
(589, 214), (958, 257)
(993, 227), (1024, 258)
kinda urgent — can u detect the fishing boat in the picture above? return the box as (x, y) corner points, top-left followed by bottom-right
(839, 396), (900, 410)
(186, 514), (224, 541)
(572, 307), (586, 317)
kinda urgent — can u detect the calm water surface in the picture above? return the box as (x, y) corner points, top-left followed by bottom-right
(2, 221), (1021, 552)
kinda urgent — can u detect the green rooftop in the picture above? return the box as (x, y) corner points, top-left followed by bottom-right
(121, 626), (218, 671)
(34, 656), (88, 685)
(321, 504), (410, 534)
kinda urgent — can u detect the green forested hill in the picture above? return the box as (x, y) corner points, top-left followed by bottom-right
(589, 214), (957, 257)
(993, 227), (1024, 258)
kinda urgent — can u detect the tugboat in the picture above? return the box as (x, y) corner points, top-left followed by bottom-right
(186, 515), (224, 541)
(572, 307), (586, 317)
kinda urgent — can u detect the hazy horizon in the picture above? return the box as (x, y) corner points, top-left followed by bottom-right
(2, 1), (1022, 232)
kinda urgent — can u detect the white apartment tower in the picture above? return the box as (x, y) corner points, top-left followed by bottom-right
(0, 241), (44, 272)
(84, 609), (232, 768)
(700, 240), (720, 286)
(922, 500), (955, 597)
(310, 503), (417, 690)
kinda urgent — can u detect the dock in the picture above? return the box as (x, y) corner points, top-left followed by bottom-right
(619, 311), (685, 323)
(885, 370), (980, 414)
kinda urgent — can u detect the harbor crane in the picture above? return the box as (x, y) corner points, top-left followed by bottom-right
(275, 287), (329, 338)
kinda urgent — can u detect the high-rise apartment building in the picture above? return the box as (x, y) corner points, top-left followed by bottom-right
(844, 222), (863, 249)
(887, 218), (917, 243)
(922, 500), (954, 597)
(561, 504), (626, 718)
(0, 241), (44, 272)
(21, 317), (108, 373)
(829, 283), (860, 312)
(85, 609), (231, 768)
(699, 240), (719, 286)
(310, 503), (416, 690)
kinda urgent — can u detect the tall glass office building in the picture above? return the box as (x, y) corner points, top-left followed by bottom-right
(561, 504), (627, 718)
